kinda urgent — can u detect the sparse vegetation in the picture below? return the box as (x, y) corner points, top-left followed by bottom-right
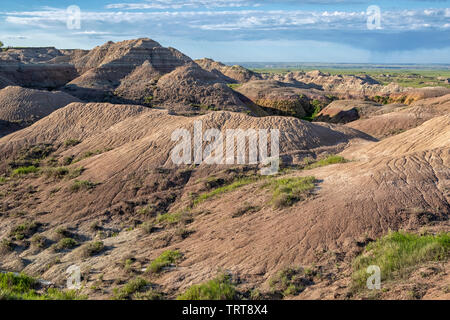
(113, 277), (148, 300)
(70, 180), (96, 192)
(64, 139), (81, 147)
(265, 176), (316, 208)
(193, 176), (258, 206)
(80, 241), (104, 257)
(54, 238), (78, 251)
(177, 273), (236, 300)
(304, 155), (347, 170)
(147, 250), (182, 273)
(9, 222), (40, 240)
(352, 231), (450, 289)
(269, 266), (314, 297)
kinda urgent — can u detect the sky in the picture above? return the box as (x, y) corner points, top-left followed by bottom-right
(0, 0), (449, 63)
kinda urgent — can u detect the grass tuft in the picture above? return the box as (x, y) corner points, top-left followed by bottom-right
(177, 273), (236, 300)
(147, 250), (182, 273)
(352, 231), (450, 289)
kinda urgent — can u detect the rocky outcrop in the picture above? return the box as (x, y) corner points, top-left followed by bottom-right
(315, 100), (383, 124)
(235, 80), (328, 117)
(195, 58), (261, 83)
(154, 63), (248, 112)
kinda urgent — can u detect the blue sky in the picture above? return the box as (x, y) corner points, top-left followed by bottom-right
(1, 0), (449, 63)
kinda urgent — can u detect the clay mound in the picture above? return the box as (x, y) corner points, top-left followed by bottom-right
(389, 87), (450, 104)
(0, 47), (63, 64)
(315, 100), (382, 124)
(344, 114), (450, 159)
(113, 61), (163, 104)
(236, 80), (328, 117)
(65, 38), (192, 101)
(71, 38), (191, 74)
(195, 58), (261, 83)
(267, 70), (406, 99)
(0, 86), (80, 124)
(347, 94), (450, 139)
(154, 63), (249, 112)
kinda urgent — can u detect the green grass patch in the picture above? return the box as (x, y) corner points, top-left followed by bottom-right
(304, 155), (347, 170)
(177, 273), (236, 300)
(352, 231), (450, 289)
(227, 83), (242, 90)
(265, 176), (316, 208)
(0, 272), (86, 300)
(11, 166), (39, 177)
(147, 250), (182, 273)
(113, 277), (148, 300)
(193, 176), (259, 207)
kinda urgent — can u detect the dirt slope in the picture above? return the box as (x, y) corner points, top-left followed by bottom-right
(347, 94), (450, 139)
(0, 86), (80, 123)
(0, 102), (448, 299)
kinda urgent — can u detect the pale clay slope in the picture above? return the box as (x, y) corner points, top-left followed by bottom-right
(0, 102), (448, 298)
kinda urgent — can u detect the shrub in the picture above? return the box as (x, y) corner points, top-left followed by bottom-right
(30, 234), (47, 249)
(113, 277), (148, 300)
(352, 231), (449, 289)
(9, 222), (40, 240)
(0, 239), (14, 254)
(43, 167), (69, 179)
(70, 180), (96, 192)
(54, 238), (78, 251)
(64, 139), (81, 147)
(269, 267), (314, 297)
(147, 250), (182, 273)
(177, 273), (236, 300)
(80, 241), (104, 257)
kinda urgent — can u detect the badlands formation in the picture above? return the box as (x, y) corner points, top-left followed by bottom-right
(0, 38), (448, 300)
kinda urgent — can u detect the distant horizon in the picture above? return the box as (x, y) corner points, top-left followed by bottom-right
(1, 1), (449, 64)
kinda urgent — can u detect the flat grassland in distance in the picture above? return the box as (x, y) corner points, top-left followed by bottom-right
(248, 66), (450, 89)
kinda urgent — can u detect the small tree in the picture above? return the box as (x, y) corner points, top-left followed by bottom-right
(0, 41), (3, 48)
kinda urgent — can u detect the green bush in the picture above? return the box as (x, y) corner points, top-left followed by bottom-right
(54, 238), (78, 251)
(148, 250), (182, 273)
(177, 273), (236, 300)
(113, 277), (148, 300)
(9, 222), (40, 240)
(352, 231), (450, 289)
(81, 241), (104, 257)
